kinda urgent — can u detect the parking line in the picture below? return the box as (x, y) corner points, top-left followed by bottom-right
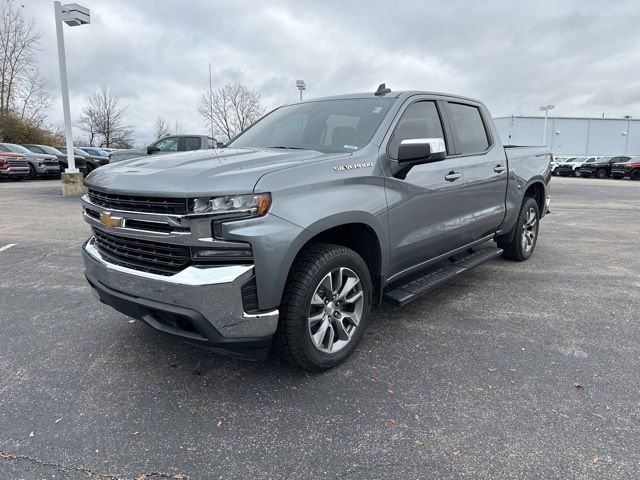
(0, 243), (17, 252)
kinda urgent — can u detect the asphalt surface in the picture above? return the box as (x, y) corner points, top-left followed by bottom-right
(1, 176), (639, 480)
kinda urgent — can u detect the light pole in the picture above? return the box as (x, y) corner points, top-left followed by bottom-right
(296, 80), (306, 101)
(539, 104), (555, 146)
(54, 2), (89, 194)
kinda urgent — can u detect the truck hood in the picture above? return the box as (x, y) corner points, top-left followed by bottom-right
(85, 147), (342, 196)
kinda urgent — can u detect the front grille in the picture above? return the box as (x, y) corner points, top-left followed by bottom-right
(92, 228), (191, 276)
(7, 159), (28, 167)
(88, 188), (192, 215)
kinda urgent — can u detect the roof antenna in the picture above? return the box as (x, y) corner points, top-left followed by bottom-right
(374, 83), (391, 96)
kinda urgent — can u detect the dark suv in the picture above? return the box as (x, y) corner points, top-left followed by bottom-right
(580, 156), (631, 178)
(611, 157), (640, 180)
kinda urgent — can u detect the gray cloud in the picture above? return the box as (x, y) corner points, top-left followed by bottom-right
(25, 0), (640, 145)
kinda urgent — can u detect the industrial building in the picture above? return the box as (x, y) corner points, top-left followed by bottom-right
(494, 116), (640, 156)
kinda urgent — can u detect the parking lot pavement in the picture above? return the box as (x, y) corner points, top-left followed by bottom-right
(0, 177), (639, 480)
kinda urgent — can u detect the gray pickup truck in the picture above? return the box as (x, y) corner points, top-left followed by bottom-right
(81, 88), (551, 370)
(109, 134), (219, 163)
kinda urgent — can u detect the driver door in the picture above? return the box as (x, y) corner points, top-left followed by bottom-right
(384, 99), (466, 278)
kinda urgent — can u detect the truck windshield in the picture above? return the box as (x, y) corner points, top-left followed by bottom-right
(228, 98), (395, 153)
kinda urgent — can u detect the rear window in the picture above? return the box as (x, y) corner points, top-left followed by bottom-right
(448, 103), (490, 154)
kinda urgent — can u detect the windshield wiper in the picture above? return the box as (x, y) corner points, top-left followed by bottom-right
(267, 146), (306, 150)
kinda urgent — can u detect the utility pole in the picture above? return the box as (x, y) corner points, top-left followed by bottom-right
(539, 104), (555, 146)
(209, 63), (215, 144)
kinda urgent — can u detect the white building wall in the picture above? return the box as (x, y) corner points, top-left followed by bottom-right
(493, 116), (640, 156)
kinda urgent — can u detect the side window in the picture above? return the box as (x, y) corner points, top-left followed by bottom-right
(448, 103), (490, 154)
(388, 101), (445, 160)
(182, 137), (201, 151)
(28, 146), (44, 154)
(153, 137), (178, 152)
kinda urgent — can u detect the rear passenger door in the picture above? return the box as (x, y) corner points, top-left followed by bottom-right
(446, 101), (508, 245)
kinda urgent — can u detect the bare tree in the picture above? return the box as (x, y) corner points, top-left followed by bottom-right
(79, 84), (133, 148)
(199, 81), (264, 140)
(17, 68), (52, 127)
(153, 115), (171, 139)
(0, 0), (52, 124)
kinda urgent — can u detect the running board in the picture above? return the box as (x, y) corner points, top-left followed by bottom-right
(383, 247), (503, 307)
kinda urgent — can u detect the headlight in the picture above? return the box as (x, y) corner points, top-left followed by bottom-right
(192, 193), (271, 218)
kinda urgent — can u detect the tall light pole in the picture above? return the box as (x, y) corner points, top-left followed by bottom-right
(54, 2), (89, 194)
(296, 80), (306, 101)
(208, 63), (215, 144)
(539, 104), (555, 146)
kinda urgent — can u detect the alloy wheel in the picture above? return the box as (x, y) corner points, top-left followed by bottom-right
(307, 267), (364, 354)
(521, 207), (538, 253)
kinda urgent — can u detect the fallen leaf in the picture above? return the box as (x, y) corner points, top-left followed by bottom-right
(370, 377), (378, 383)
(488, 368), (497, 372)
(191, 408), (201, 415)
(128, 320), (135, 324)
(452, 449), (462, 456)
(28, 431), (34, 437)
(574, 383), (584, 389)
(435, 415), (441, 423)
(324, 436), (332, 443)
(415, 440), (425, 446)
(173, 475), (188, 480)
(592, 412), (603, 419)
(83, 469), (93, 477)
(132, 431), (140, 436)
(387, 389), (394, 395)
(186, 447), (197, 452)
(216, 419), (223, 428)
(388, 419), (397, 426)
(54, 418), (63, 424)
(414, 415), (420, 421)
(291, 386), (298, 390)
(592, 456), (604, 464)
(135, 476), (147, 480)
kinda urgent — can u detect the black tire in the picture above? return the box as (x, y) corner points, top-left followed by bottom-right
(27, 164), (36, 180)
(275, 243), (372, 371)
(631, 169), (640, 181)
(573, 169), (581, 177)
(595, 168), (607, 179)
(498, 197), (540, 262)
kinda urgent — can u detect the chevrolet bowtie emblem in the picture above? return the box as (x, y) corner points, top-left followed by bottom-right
(99, 212), (123, 229)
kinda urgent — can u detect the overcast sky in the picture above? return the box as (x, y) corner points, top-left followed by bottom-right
(25, 0), (640, 146)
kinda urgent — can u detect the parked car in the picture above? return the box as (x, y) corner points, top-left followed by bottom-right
(0, 152), (30, 180)
(611, 157), (640, 180)
(81, 88), (551, 370)
(22, 144), (88, 174)
(57, 147), (109, 173)
(79, 147), (109, 158)
(555, 156), (585, 177)
(0, 143), (59, 179)
(580, 156), (631, 178)
(108, 135), (218, 163)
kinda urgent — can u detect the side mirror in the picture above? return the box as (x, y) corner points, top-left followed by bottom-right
(217, 142), (225, 148)
(397, 138), (446, 164)
(146, 145), (159, 155)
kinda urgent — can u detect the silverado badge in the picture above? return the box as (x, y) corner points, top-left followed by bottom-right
(99, 212), (123, 229)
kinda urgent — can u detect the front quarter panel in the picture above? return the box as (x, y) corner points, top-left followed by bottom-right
(225, 146), (389, 310)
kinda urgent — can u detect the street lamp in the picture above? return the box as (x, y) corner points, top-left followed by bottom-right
(296, 80), (306, 101)
(54, 2), (90, 195)
(539, 104), (555, 146)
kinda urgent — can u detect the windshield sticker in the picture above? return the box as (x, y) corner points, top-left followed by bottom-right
(372, 106), (383, 113)
(343, 145), (358, 150)
(334, 162), (373, 172)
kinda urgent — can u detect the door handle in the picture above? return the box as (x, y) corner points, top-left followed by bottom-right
(494, 165), (506, 173)
(444, 171), (461, 182)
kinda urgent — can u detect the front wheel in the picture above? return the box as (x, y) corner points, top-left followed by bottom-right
(275, 243), (372, 371)
(573, 169), (582, 177)
(595, 168), (607, 179)
(631, 170), (640, 181)
(498, 197), (540, 261)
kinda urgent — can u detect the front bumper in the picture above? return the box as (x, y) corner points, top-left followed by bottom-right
(82, 238), (279, 360)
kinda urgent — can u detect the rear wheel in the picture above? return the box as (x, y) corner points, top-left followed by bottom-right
(595, 168), (607, 178)
(275, 243), (372, 371)
(573, 169), (581, 177)
(498, 197), (540, 262)
(631, 169), (640, 181)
